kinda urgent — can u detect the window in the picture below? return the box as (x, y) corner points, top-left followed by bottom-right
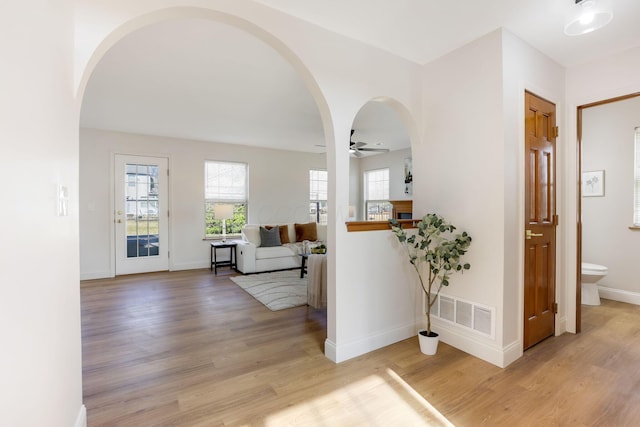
(205, 161), (247, 238)
(310, 169), (328, 224)
(364, 168), (391, 221)
(634, 127), (640, 226)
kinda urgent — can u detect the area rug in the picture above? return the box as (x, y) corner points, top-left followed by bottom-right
(230, 270), (307, 311)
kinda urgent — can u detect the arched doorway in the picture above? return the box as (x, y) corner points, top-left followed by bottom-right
(77, 8), (336, 355)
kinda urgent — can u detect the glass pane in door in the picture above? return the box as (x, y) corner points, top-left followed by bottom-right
(125, 163), (160, 258)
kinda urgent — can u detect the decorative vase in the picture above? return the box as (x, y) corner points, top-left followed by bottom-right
(418, 329), (439, 355)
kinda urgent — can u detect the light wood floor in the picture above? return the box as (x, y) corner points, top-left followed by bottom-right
(82, 269), (640, 426)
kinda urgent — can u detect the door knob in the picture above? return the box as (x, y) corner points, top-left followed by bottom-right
(526, 229), (543, 239)
(117, 219), (122, 223)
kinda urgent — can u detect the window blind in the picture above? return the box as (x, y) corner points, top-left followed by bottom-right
(365, 168), (389, 200)
(205, 161), (247, 202)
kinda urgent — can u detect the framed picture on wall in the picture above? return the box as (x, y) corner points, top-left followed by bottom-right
(582, 170), (605, 197)
(404, 157), (413, 195)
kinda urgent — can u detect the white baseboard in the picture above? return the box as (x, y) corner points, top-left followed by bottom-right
(171, 261), (209, 271)
(501, 340), (523, 367)
(328, 323), (415, 363)
(324, 339), (337, 362)
(75, 405), (87, 427)
(80, 262), (210, 279)
(433, 319), (506, 368)
(80, 271), (113, 280)
(556, 315), (567, 335)
(598, 286), (640, 305)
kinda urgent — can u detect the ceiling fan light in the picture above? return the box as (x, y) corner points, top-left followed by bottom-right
(564, 0), (613, 36)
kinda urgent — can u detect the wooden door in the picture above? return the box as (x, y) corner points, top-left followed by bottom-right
(524, 92), (557, 350)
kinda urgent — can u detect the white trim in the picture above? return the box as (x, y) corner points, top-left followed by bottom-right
(74, 405), (87, 427)
(502, 339), (523, 367)
(598, 286), (640, 306)
(114, 154), (170, 275)
(555, 314), (567, 335)
(80, 270), (113, 281)
(329, 322), (415, 363)
(324, 338), (337, 362)
(171, 261), (208, 271)
(433, 318), (506, 367)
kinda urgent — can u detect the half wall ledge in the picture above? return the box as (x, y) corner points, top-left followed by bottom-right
(345, 219), (417, 232)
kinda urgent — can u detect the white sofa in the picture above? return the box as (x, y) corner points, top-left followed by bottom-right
(236, 223), (326, 274)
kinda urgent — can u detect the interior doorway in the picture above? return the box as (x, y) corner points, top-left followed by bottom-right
(576, 93), (640, 333)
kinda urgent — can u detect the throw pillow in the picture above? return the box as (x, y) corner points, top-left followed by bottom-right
(294, 222), (318, 242)
(278, 225), (290, 244)
(266, 225), (290, 244)
(259, 225), (282, 247)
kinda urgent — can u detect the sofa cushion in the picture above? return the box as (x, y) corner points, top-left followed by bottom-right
(259, 226), (281, 247)
(266, 225), (290, 244)
(242, 225), (261, 246)
(255, 245), (296, 260)
(294, 222), (317, 242)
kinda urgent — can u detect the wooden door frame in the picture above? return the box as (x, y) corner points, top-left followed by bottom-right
(575, 92), (640, 332)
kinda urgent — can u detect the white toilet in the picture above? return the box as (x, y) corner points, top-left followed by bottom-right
(581, 262), (608, 305)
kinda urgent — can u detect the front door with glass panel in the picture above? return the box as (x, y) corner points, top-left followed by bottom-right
(115, 155), (169, 275)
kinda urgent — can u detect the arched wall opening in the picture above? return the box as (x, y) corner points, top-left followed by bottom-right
(76, 6), (337, 355)
(331, 95), (423, 362)
(345, 96), (420, 228)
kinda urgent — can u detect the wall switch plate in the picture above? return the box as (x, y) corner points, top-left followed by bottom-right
(57, 184), (69, 216)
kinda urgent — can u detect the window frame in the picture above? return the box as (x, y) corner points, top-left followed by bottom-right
(309, 169), (328, 224)
(204, 160), (248, 239)
(364, 168), (391, 221)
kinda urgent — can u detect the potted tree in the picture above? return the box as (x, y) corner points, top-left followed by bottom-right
(390, 213), (472, 355)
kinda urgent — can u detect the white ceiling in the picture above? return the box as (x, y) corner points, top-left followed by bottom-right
(256, 0), (640, 67)
(81, 1), (640, 155)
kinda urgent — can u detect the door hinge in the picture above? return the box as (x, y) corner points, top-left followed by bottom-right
(167, 168), (170, 176)
(552, 126), (559, 138)
(553, 302), (558, 314)
(553, 214), (559, 226)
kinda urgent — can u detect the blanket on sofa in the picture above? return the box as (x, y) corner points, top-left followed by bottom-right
(306, 254), (327, 309)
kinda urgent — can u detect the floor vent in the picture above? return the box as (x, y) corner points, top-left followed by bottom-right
(432, 294), (495, 338)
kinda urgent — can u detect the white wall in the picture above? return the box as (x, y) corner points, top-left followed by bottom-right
(420, 30), (507, 365)
(80, 128), (326, 278)
(0, 1), (84, 426)
(582, 97), (640, 294)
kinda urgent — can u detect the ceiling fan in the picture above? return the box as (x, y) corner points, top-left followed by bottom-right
(349, 129), (389, 157)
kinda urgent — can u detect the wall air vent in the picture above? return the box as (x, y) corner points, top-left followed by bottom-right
(433, 294), (495, 339)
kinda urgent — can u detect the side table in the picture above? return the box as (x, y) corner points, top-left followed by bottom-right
(300, 253), (308, 278)
(210, 241), (237, 274)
